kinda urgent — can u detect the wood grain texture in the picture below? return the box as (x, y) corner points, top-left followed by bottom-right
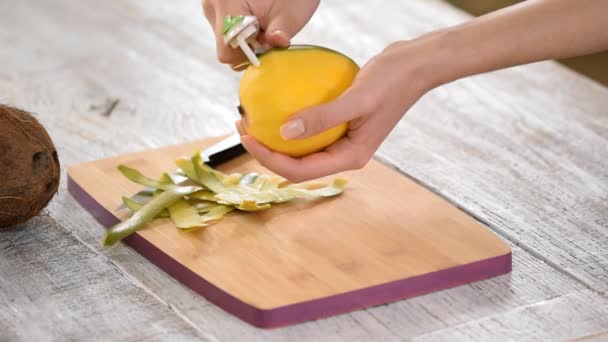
(571, 331), (608, 342)
(67, 138), (510, 326)
(1, 0), (607, 340)
(376, 31), (608, 294)
(412, 290), (608, 342)
(0, 217), (210, 342)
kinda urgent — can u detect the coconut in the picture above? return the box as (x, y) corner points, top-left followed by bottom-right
(0, 105), (60, 227)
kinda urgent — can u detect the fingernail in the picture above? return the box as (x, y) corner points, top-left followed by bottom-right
(280, 119), (305, 140)
(270, 30), (289, 46)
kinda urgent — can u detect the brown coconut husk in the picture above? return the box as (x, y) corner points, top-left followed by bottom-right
(0, 105), (60, 227)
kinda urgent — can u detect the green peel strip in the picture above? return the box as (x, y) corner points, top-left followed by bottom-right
(168, 199), (205, 229)
(122, 196), (170, 218)
(192, 152), (226, 193)
(108, 152), (348, 246)
(118, 165), (174, 190)
(181, 205), (234, 233)
(104, 185), (201, 247)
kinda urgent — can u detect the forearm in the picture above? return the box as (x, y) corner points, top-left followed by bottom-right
(420, 0), (608, 87)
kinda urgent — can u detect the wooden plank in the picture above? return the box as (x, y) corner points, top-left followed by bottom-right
(52, 180), (608, 341)
(0, 217), (210, 341)
(360, 243), (608, 340)
(67, 138), (510, 327)
(1, 0), (607, 340)
(411, 290), (608, 342)
(570, 331), (608, 342)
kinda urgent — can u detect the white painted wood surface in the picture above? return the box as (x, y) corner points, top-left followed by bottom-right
(1, 0), (607, 341)
(0, 217), (212, 341)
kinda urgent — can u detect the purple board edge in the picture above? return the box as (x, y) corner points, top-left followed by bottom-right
(67, 174), (512, 329)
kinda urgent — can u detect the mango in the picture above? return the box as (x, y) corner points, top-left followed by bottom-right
(239, 45), (359, 157)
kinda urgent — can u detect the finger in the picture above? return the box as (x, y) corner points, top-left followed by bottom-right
(201, 0), (216, 24)
(279, 86), (375, 140)
(203, 1), (241, 64)
(255, 35), (272, 52)
(264, 29), (290, 48)
(235, 119), (246, 136)
(240, 135), (363, 182)
(264, 15), (293, 47)
(255, 37), (272, 56)
(215, 29), (248, 65)
(264, 1), (320, 48)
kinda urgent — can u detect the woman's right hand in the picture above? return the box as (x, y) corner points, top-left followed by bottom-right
(202, 0), (320, 69)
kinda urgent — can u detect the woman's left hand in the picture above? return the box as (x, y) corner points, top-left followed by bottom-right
(236, 39), (438, 182)
(239, 0), (608, 182)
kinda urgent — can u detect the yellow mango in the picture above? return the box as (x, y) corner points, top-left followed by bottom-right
(239, 45), (359, 157)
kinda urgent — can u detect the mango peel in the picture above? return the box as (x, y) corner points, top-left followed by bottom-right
(103, 150), (347, 247)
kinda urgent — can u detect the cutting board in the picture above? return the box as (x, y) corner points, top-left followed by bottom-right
(67, 136), (511, 328)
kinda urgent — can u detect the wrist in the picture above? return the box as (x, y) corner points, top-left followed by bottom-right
(412, 28), (468, 90)
(384, 29), (465, 96)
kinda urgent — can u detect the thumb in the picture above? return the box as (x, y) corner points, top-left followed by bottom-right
(280, 87), (372, 140)
(264, 16), (295, 47)
(264, 1), (319, 48)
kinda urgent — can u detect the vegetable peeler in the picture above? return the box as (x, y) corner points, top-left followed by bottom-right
(222, 15), (262, 67)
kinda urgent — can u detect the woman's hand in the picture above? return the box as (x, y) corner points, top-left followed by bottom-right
(236, 39), (439, 182)
(202, 0), (320, 68)
(236, 0), (608, 182)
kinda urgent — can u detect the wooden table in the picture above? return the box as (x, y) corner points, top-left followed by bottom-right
(1, 1), (607, 341)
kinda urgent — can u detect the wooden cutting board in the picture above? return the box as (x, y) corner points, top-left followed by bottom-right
(67, 136), (511, 329)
